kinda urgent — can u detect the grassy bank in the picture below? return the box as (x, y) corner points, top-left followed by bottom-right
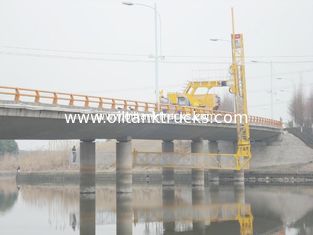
(0, 150), (76, 172)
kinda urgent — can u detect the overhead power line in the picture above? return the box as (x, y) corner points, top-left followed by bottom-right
(1, 45), (313, 64)
(1, 50), (313, 65)
(3, 45), (313, 59)
(0, 51), (152, 63)
(1, 45), (149, 57)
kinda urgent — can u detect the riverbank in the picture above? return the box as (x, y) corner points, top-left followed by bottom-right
(13, 169), (313, 186)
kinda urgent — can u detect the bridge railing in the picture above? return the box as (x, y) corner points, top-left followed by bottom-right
(0, 86), (282, 128)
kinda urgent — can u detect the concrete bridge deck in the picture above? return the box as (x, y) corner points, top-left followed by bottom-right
(0, 101), (281, 141)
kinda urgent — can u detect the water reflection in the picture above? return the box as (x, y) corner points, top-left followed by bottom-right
(0, 178), (18, 214)
(191, 187), (206, 234)
(80, 193), (95, 235)
(116, 193), (132, 235)
(2, 179), (313, 234)
(162, 186), (175, 234)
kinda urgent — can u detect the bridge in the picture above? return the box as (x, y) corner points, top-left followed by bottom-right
(0, 86), (282, 193)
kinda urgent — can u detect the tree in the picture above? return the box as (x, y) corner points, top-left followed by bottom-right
(303, 89), (313, 130)
(0, 140), (19, 156)
(289, 86), (305, 127)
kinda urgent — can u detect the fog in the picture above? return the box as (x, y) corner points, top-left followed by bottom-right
(0, 0), (312, 149)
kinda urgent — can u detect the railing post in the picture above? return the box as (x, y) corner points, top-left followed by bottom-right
(84, 96), (89, 108)
(145, 103), (148, 112)
(69, 94), (74, 106)
(35, 90), (40, 103)
(98, 97), (103, 109)
(53, 92), (58, 105)
(14, 88), (20, 102)
(112, 99), (116, 110)
(134, 102), (138, 111)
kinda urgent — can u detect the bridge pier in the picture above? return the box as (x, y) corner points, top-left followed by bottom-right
(191, 139), (204, 187)
(80, 140), (96, 194)
(116, 137), (132, 194)
(162, 140), (175, 186)
(79, 139), (96, 235)
(208, 141), (219, 184)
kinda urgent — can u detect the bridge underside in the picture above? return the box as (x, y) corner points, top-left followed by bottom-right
(0, 115), (281, 141)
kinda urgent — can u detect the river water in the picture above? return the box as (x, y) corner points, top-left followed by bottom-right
(0, 177), (312, 235)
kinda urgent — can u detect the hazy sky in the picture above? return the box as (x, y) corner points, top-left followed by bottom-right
(0, 0), (312, 149)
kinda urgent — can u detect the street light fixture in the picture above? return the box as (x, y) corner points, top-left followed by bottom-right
(122, 1), (161, 109)
(275, 76), (297, 94)
(122, 2), (134, 6)
(209, 38), (231, 43)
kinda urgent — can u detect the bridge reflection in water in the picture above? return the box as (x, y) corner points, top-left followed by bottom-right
(78, 184), (253, 235)
(5, 177), (313, 235)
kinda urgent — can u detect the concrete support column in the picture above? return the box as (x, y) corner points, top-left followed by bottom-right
(162, 140), (174, 186)
(204, 186), (211, 226)
(208, 141), (219, 184)
(80, 140), (96, 194)
(233, 141), (237, 152)
(209, 184), (220, 204)
(208, 140), (218, 153)
(116, 137), (132, 194)
(191, 139), (204, 187)
(79, 139), (96, 235)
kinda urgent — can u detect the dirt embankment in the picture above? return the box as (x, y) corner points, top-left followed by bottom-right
(1, 133), (312, 174)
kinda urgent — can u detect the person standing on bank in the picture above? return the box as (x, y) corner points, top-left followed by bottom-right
(72, 145), (77, 163)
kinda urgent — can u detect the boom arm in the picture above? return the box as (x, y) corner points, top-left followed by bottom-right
(183, 81), (229, 95)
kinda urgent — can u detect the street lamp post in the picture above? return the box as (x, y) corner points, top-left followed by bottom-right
(270, 61), (273, 119)
(122, 1), (160, 109)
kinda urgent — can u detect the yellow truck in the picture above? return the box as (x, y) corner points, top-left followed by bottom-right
(161, 80), (230, 110)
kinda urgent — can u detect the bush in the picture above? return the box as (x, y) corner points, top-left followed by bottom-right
(0, 140), (19, 156)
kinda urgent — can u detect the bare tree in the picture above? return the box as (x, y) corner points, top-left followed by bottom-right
(289, 85), (305, 127)
(304, 88), (313, 129)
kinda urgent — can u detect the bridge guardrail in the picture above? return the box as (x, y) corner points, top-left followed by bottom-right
(0, 86), (282, 128)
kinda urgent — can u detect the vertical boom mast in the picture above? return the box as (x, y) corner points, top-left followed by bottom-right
(230, 8), (251, 170)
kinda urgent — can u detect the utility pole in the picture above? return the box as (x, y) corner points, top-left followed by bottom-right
(154, 2), (159, 110)
(122, 1), (160, 109)
(270, 61), (273, 119)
